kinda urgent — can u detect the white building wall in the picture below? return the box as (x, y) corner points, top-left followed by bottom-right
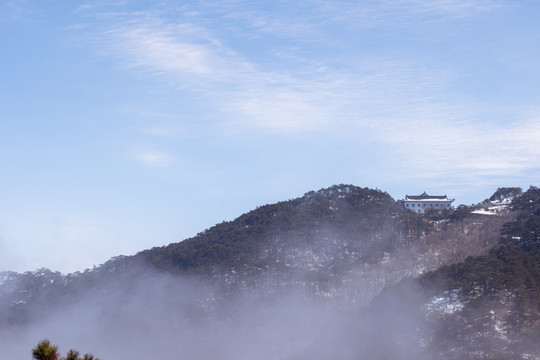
(403, 201), (453, 214)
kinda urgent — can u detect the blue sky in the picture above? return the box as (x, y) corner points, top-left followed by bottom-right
(1, 0), (539, 273)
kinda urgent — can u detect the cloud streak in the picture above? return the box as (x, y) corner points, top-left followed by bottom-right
(374, 104), (540, 184)
(82, 0), (538, 189)
(112, 24), (218, 77)
(135, 151), (173, 167)
(94, 14), (340, 132)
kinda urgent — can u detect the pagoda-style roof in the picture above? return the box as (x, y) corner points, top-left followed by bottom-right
(404, 192), (454, 202)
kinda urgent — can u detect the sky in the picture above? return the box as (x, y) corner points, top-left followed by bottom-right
(0, 0), (539, 273)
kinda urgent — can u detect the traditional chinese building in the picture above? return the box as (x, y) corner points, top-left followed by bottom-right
(400, 192), (454, 214)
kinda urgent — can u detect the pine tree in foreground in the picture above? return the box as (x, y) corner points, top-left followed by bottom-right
(32, 339), (59, 360)
(32, 339), (101, 360)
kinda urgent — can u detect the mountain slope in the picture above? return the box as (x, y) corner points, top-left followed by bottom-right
(389, 185), (540, 359)
(1, 184), (534, 359)
(133, 185), (427, 274)
(1, 185), (510, 315)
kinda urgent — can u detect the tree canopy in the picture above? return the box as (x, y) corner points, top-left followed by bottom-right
(32, 339), (100, 360)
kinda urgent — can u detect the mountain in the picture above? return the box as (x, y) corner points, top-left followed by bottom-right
(1, 184), (538, 359)
(413, 185), (540, 359)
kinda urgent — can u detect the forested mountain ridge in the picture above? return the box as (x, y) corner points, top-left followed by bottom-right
(133, 185), (430, 274)
(2, 184), (539, 359)
(1, 185), (435, 319)
(1, 185), (512, 317)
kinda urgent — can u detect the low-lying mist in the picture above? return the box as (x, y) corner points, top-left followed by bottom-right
(1, 267), (432, 360)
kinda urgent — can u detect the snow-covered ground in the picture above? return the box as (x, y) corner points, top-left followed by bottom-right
(471, 198), (512, 216)
(424, 289), (464, 315)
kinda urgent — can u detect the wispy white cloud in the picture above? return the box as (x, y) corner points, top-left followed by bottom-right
(86, 0), (517, 135)
(75, 4), (94, 13)
(135, 150), (174, 167)
(227, 88), (329, 131)
(93, 14), (337, 132)
(374, 105), (540, 183)
(84, 1), (536, 183)
(96, 16), (452, 134)
(106, 22), (219, 78)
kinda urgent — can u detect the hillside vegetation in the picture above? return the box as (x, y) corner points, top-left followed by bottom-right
(1, 184), (539, 359)
(412, 186), (540, 358)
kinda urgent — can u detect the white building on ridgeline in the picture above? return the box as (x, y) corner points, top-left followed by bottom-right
(401, 192), (454, 214)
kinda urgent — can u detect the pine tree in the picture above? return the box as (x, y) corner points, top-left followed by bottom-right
(65, 349), (80, 360)
(32, 340), (101, 360)
(32, 339), (59, 360)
